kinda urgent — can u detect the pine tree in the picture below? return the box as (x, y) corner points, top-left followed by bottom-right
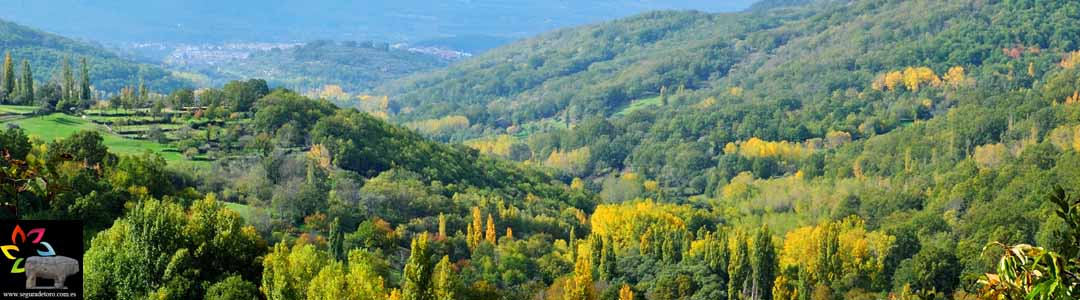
(1, 52), (13, 103)
(79, 57), (91, 104)
(432, 255), (456, 300)
(402, 233), (433, 300)
(485, 214), (496, 244)
(20, 60), (32, 106)
(750, 225), (777, 300)
(328, 217), (344, 261)
(728, 230), (751, 300)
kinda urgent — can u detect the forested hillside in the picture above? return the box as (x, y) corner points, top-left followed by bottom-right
(170, 40), (450, 94)
(0, 19), (189, 92)
(373, 0), (1080, 298)
(3, 0), (1080, 300)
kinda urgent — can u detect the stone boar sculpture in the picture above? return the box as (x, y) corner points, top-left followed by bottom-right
(25, 256), (79, 289)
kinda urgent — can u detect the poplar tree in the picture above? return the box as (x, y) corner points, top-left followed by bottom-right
(564, 250), (593, 300)
(20, 60), (32, 105)
(437, 213), (447, 239)
(402, 233), (433, 300)
(1, 52), (13, 102)
(79, 57), (91, 104)
(598, 236), (616, 281)
(61, 56), (74, 103)
(618, 284), (634, 300)
(728, 230), (750, 300)
(485, 214), (496, 244)
(432, 255), (456, 300)
(328, 217), (344, 261)
(750, 225), (777, 300)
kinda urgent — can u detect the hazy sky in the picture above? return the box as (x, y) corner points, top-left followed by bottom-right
(0, 0), (757, 43)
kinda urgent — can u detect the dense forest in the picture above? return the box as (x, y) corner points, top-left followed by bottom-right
(2, 0), (1080, 300)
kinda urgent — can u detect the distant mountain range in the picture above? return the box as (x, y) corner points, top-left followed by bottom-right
(0, 0), (756, 45)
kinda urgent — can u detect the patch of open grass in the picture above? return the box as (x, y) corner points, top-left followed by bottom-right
(224, 202), (254, 221)
(2, 113), (208, 167)
(613, 95), (664, 117)
(0, 105), (38, 115)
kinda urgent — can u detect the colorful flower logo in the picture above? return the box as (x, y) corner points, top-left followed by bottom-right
(0, 225), (55, 273)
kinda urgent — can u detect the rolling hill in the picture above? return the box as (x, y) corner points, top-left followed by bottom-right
(165, 40), (450, 93)
(0, 18), (190, 92)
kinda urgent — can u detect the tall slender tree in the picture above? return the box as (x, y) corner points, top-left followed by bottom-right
(728, 230), (751, 300)
(19, 60), (32, 106)
(750, 225), (777, 300)
(432, 255), (456, 300)
(1, 51), (13, 103)
(485, 214), (496, 244)
(402, 233), (433, 300)
(61, 56), (74, 103)
(598, 236), (616, 282)
(437, 213), (447, 240)
(564, 250), (594, 300)
(328, 217), (344, 261)
(79, 57), (91, 104)
(138, 78), (148, 107)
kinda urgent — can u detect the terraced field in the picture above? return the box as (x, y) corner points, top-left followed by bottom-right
(0, 106), (219, 166)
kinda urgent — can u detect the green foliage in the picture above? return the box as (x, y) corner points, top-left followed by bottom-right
(403, 233), (434, 300)
(260, 242), (328, 300)
(84, 196), (265, 300)
(204, 275), (259, 300)
(432, 255), (458, 300)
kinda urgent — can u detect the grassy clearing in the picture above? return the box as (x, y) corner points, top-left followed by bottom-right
(0, 105), (38, 115)
(613, 95), (664, 117)
(224, 202), (254, 221)
(2, 113), (207, 166)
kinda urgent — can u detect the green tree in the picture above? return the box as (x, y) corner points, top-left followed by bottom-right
(260, 242), (329, 300)
(750, 225), (777, 300)
(432, 255), (457, 300)
(204, 275), (259, 300)
(79, 57), (91, 104)
(223, 79), (270, 112)
(171, 88), (195, 109)
(564, 249), (594, 300)
(402, 233), (434, 300)
(61, 56), (74, 103)
(329, 217), (345, 261)
(47, 130), (117, 168)
(20, 60), (32, 106)
(728, 230), (750, 300)
(598, 236), (616, 282)
(1, 51), (13, 102)
(85, 196), (265, 300)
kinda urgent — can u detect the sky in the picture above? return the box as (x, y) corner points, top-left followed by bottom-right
(0, 0), (758, 44)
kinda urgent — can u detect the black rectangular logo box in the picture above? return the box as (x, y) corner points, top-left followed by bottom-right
(0, 221), (82, 300)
